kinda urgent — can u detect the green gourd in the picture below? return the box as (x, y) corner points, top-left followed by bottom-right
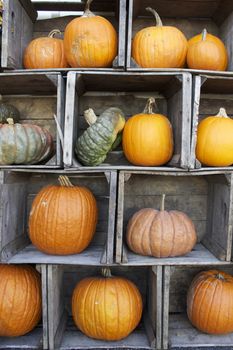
(75, 107), (125, 166)
(0, 119), (54, 165)
(0, 96), (20, 123)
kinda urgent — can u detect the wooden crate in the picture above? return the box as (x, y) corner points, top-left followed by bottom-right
(163, 264), (233, 349)
(0, 170), (117, 264)
(0, 72), (65, 169)
(1, 0), (126, 70)
(0, 264), (48, 350)
(126, 0), (233, 72)
(116, 171), (233, 264)
(190, 73), (233, 171)
(47, 264), (162, 350)
(64, 71), (192, 170)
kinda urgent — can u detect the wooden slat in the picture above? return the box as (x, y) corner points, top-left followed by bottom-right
(105, 171), (117, 264)
(41, 264), (49, 350)
(162, 266), (171, 350)
(116, 171), (125, 263)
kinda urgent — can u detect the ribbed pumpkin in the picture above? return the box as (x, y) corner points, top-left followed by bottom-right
(187, 29), (228, 71)
(24, 29), (68, 69)
(0, 95), (20, 123)
(187, 270), (233, 334)
(0, 264), (42, 337)
(72, 268), (143, 340)
(64, 0), (117, 68)
(122, 98), (173, 166)
(132, 8), (187, 68)
(127, 194), (197, 258)
(0, 119), (54, 165)
(29, 176), (97, 255)
(196, 108), (233, 166)
(75, 107), (125, 166)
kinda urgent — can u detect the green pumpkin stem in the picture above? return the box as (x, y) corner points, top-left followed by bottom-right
(216, 108), (229, 118)
(102, 268), (112, 278)
(161, 194), (166, 211)
(7, 118), (14, 125)
(84, 108), (98, 125)
(58, 175), (73, 187)
(84, 0), (95, 17)
(48, 29), (62, 38)
(216, 273), (225, 281)
(202, 28), (207, 41)
(143, 97), (157, 114)
(146, 7), (163, 27)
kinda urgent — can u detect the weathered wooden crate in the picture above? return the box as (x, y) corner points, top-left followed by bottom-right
(0, 264), (48, 350)
(126, 0), (233, 72)
(116, 171), (233, 264)
(0, 170), (117, 264)
(0, 72), (65, 169)
(47, 264), (162, 350)
(1, 0), (126, 70)
(163, 264), (233, 349)
(190, 73), (233, 171)
(64, 71), (192, 170)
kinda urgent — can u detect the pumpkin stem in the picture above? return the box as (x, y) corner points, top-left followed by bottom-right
(7, 118), (14, 125)
(143, 97), (157, 114)
(84, 108), (98, 125)
(101, 268), (112, 278)
(216, 273), (225, 281)
(0, 95), (2, 102)
(83, 0), (95, 17)
(58, 175), (73, 187)
(48, 29), (62, 38)
(202, 28), (207, 41)
(146, 7), (163, 27)
(216, 108), (229, 119)
(161, 194), (166, 211)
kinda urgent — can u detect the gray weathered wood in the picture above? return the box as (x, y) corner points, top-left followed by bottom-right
(116, 171), (125, 263)
(41, 264), (49, 350)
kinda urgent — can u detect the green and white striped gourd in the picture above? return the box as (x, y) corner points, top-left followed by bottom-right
(0, 95), (20, 123)
(75, 107), (125, 166)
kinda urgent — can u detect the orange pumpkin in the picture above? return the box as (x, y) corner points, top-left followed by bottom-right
(132, 7), (187, 68)
(24, 29), (68, 69)
(72, 268), (143, 340)
(127, 194), (197, 258)
(29, 175), (98, 255)
(187, 270), (233, 334)
(187, 29), (228, 71)
(196, 108), (233, 166)
(64, 0), (118, 68)
(0, 265), (42, 337)
(122, 97), (173, 166)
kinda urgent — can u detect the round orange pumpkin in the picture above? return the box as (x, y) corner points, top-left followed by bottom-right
(29, 175), (98, 255)
(24, 29), (68, 69)
(64, 0), (118, 68)
(72, 268), (143, 340)
(196, 108), (233, 166)
(187, 29), (228, 71)
(132, 7), (187, 68)
(0, 264), (42, 337)
(187, 270), (233, 334)
(127, 194), (197, 258)
(122, 97), (173, 166)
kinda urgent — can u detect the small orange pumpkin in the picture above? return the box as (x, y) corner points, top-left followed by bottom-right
(29, 175), (98, 255)
(196, 107), (233, 166)
(132, 7), (187, 68)
(24, 29), (68, 69)
(64, 0), (118, 68)
(187, 270), (233, 334)
(72, 268), (143, 340)
(0, 264), (42, 337)
(127, 194), (197, 258)
(122, 97), (173, 166)
(187, 29), (228, 71)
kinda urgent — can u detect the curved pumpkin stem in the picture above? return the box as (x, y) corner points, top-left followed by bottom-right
(84, 108), (98, 125)
(83, 0), (95, 17)
(216, 273), (225, 281)
(101, 268), (112, 278)
(146, 7), (163, 27)
(202, 28), (207, 41)
(161, 194), (166, 211)
(215, 108), (229, 118)
(7, 118), (14, 125)
(143, 97), (158, 114)
(58, 175), (73, 187)
(48, 29), (62, 38)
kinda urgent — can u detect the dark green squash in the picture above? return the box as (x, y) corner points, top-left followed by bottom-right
(75, 107), (125, 166)
(0, 96), (20, 123)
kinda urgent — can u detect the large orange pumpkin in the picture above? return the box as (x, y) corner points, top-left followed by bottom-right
(196, 108), (233, 166)
(24, 29), (68, 69)
(122, 97), (173, 166)
(132, 7), (187, 68)
(187, 270), (233, 334)
(127, 194), (197, 258)
(72, 268), (143, 340)
(187, 29), (228, 71)
(0, 264), (42, 337)
(64, 0), (117, 68)
(29, 175), (98, 255)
